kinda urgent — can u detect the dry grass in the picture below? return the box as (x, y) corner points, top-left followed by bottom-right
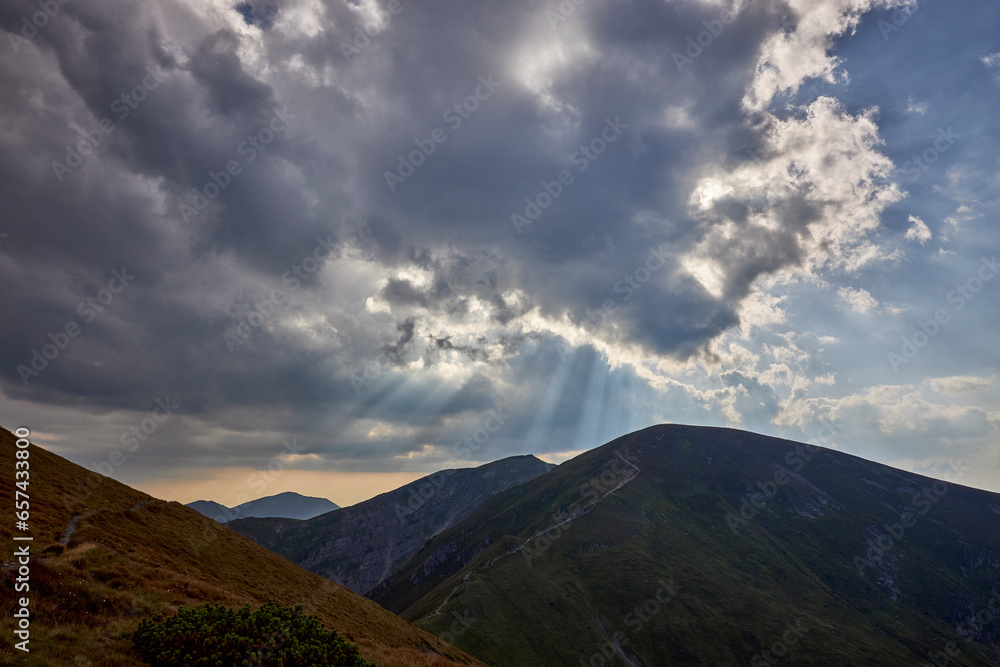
(0, 426), (485, 667)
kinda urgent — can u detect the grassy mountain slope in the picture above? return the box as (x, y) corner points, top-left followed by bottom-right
(230, 454), (555, 594)
(372, 424), (1000, 666)
(0, 425), (484, 667)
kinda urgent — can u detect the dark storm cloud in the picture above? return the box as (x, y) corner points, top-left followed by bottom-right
(380, 317), (416, 363)
(0, 0), (824, 402)
(188, 29), (273, 116)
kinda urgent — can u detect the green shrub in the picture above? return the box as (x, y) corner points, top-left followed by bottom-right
(132, 601), (372, 666)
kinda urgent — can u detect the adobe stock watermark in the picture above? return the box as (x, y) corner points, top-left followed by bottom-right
(878, 1), (924, 41)
(393, 400), (513, 523)
(581, 578), (679, 667)
(750, 620), (809, 666)
(888, 256), (998, 372)
(672, 4), (741, 72)
(393, 470), (448, 523)
(350, 352), (395, 395)
(725, 417), (839, 536)
(510, 116), (628, 234)
(185, 436), (307, 557)
(853, 459), (968, 577)
(246, 438), (308, 499)
(223, 288), (291, 352)
(188, 436), (307, 542)
(51, 66), (167, 182)
(582, 233), (615, 262)
(544, 0), (601, 30)
(223, 234), (336, 352)
(17, 267), (135, 386)
(522, 449), (639, 564)
(586, 244), (671, 327)
(179, 107), (295, 223)
(439, 610), (476, 646)
(91, 397), (180, 477)
(922, 589), (1000, 667)
(384, 74), (501, 192)
(12, 434), (31, 653)
(900, 127), (957, 182)
(340, 0), (412, 63)
(956, 589), (1000, 646)
(452, 398), (512, 460)
(738, 77), (837, 174)
(7, 0), (72, 54)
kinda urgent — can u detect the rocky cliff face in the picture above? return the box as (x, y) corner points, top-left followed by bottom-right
(229, 454), (555, 594)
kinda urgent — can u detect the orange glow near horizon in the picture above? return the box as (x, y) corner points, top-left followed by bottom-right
(133, 467), (428, 508)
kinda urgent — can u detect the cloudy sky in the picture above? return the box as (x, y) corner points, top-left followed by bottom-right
(1, 0), (998, 507)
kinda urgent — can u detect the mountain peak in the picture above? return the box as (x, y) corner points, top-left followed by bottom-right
(187, 491), (339, 523)
(371, 424), (1000, 665)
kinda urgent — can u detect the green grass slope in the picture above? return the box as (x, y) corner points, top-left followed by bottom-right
(0, 425), (484, 667)
(372, 424), (1000, 666)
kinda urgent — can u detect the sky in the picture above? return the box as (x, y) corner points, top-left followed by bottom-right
(1, 0), (998, 508)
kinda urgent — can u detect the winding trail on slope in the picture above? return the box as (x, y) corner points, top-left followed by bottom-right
(430, 451), (641, 617)
(59, 510), (92, 546)
(596, 613), (642, 667)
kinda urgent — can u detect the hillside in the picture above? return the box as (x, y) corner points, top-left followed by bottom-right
(371, 424), (1000, 666)
(0, 425), (484, 667)
(187, 492), (340, 522)
(230, 455), (555, 595)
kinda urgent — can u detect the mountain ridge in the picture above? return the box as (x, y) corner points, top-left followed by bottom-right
(370, 424), (1000, 666)
(229, 454), (556, 595)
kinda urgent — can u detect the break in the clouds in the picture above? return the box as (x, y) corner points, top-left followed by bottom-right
(1, 0), (998, 503)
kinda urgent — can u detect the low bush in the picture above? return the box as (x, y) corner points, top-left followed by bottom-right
(132, 600), (372, 666)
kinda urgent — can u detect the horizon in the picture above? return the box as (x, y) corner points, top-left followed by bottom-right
(17, 420), (991, 509)
(139, 438), (576, 507)
(129, 421), (1000, 507)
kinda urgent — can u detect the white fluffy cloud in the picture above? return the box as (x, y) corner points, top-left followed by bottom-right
(905, 214), (932, 244)
(838, 287), (880, 314)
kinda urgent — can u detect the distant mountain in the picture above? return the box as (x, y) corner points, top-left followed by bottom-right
(370, 424), (1000, 666)
(186, 491), (339, 522)
(186, 499), (231, 520)
(0, 426), (481, 667)
(233, 491), (339, 520)
(229, 455), (555, 595)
